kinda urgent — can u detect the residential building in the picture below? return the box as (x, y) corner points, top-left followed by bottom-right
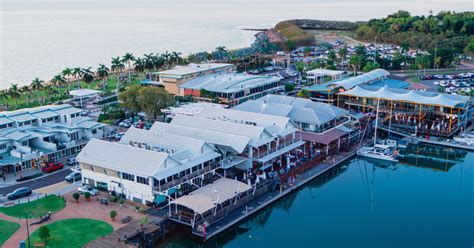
(0, 104), (106, 176)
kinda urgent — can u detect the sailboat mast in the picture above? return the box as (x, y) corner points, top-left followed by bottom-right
(374, 91), (381, 146)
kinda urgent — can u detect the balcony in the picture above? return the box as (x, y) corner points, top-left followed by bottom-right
(152, 162), (220, 193)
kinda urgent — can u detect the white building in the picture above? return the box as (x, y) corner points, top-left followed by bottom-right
(0, 104), (106, 175)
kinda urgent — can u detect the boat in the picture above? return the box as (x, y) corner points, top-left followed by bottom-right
(357, 91), (399, 162)
(357, 146), (399, 162)
(453, 134), (474, 146)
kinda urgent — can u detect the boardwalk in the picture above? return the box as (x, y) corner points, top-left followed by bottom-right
(202, 149), (356, 240)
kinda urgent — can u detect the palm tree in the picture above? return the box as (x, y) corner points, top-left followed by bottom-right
(43, 84), (56, 103)
(62, 67), (73, 91)
(122, 53), (135, 82)
(111, 57), (125, 91)
(31, 78), (44, 105)
(96, 64), (110, 92)
(51, 74), (66, 88)
(171, 51), (182, 66)
(72, 67), (82, 89)
(338, 46), (348, 68)
(20, 85), (31, 106)
(81, 67), (95, 87)
(8, 84), (21, 109)
(133, 58), (145, 80)
(161, 51), (172, 69)
(0, 90), (9, 110)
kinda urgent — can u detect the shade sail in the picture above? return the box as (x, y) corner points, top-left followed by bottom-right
(298, 129), (347, 145)
(339, 85), (469, 108)
(171, 178), (252, 214)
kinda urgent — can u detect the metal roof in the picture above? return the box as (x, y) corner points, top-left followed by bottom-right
(328, 69), (390, 90)
(154, 63), (233, 77)
(180, 73), (281, 93)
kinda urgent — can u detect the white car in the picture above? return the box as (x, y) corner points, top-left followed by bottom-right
(77, 186), (99, 196)
(67, 157), (77, 166)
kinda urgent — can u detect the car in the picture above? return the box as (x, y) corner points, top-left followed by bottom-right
(41, 162), (64, 173)
(114, 132), (124, 141)
(6, 187), (32, 200)
(119, 120), (132, 128)
(77, 186), (99, 196)
(67, 157), (77, 166)
(113, 118), (125, 125)
(65, 171), (82, 183)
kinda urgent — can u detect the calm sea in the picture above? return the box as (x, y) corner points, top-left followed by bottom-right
(1, 0), (472, 89)
(161, 144), (473, 248)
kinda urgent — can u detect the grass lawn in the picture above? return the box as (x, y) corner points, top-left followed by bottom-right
(0, 219), (20, 246)
(28, 218), (113, 248)
(0, 195), (66, 219)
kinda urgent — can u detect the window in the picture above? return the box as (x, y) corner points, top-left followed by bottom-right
(122, 172), (134, 181)
(0, 144), (7, 150)
(92, 129), (97, 134)
(137, 176), (149, 185)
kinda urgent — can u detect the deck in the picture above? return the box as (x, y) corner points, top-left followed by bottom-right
(199, 149), (357, 240)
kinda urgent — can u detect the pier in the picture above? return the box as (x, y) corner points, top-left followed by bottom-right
(196, 149), (356, 240)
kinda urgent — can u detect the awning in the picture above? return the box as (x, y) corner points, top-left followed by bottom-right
(257, 140), (305, 163)
(298, 129), (347, 145)
(171, 178), (251, 214)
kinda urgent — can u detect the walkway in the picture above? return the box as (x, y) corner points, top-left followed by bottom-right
(2, 191), (143, 248)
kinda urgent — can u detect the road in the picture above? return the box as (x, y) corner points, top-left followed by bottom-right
(0, 168), (72, 195)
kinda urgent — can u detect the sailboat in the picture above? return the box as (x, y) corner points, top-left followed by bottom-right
(357, 91), (399, 162)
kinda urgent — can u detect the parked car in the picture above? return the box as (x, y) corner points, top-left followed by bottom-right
(77, 186), (99, 196)
(113, 118), (125, 125)
(65, 171), (82, 183)
(41, 162), (64, 173)
(7, 187), (32, 200)
(119, 119), (132, 128)
(114, 132), (125, 141)
(67, 157), (77, 166)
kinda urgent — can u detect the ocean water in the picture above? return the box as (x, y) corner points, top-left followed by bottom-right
(161, 144), (474, 247)
(1, 0), (472, 89)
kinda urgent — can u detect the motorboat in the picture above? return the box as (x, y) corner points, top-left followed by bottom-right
(453, 134), (474, 146)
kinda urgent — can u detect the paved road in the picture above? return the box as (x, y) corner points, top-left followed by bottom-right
(0, 168), (72, 195)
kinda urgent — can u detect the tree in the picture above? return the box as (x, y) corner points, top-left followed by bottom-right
(294, 61), (306, 80)
(362, 62), (380, 72)
(284, 83), (295, 92)
(30, 78), (44, 105)
(81, 67), (95, 86)
(137, 87), (175, 120)
(51, 75), (66, 89)
(38, 226), (51, 243)
(96, 64), (110, 92)
(84, 192), (91, 201)
(111, 57), (125, 91)
(297, 89), (310, 98)
(161, 51), (172, 69)
(8, 84), (21, 109)
(0, 90), (8, 109)
(72, 67), (82, 89)
(133, 58), (145, 79)
(122, 52), (135, 82)
(338, 46), (348, 68)
(118, 85), (142, 115)
(349, 55), (362, 76)
(72, 192), (80, 203)
(327, 50), (336, 62)
(62, 67), (73, 91)
(43, 85), (56, 103)
(171, 51), (183, 66)
(110, 210), (117, 221)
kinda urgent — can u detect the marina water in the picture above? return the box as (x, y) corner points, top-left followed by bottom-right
(160, 144), (473, 247)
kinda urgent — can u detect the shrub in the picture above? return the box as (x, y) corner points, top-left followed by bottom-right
(139, 216), (148, 225)
(72, 192), (80, 203)
(119, 198), (125, 205)
(38, 226), (51, 242)
(109, 210), (117, 221)
(84, 192), (91, 201)
(109, 196), (118, 203)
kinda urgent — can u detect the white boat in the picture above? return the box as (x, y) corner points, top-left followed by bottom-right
(357, 146), (399, 162)
(453, 135), (474, 146)
(357, 91), (399, 162)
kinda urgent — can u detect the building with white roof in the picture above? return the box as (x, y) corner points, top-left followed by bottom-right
(179, 73), (283, 107)
(77, 127), (222, 204)
(0, 104), (106, 176)
(152, 63), (235, 95)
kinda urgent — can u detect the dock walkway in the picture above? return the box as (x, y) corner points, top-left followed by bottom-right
(201, 149), (356, 240)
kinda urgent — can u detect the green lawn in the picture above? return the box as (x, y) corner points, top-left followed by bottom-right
(1, 77), (141, 111)
(0, 219), (20, 246)
(0, 195), (66, 219)
(28, 218), (113, 248)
